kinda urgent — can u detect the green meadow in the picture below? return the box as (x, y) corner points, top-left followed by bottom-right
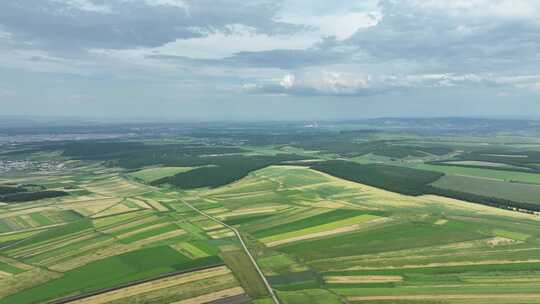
(412, 163), (540, 184)
(431, 174), (540, 206)
(1, 246), (222, 304)
(128, 166), (195, 183)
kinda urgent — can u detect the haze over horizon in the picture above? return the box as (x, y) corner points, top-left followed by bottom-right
(1, 0), (539, 120)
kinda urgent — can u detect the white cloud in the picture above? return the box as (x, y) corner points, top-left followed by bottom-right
(160, 24), (320, 59)
(280, 74), (296, 89)
(143, 0), (190, 15)
(95, 24), (321, 60)
(280, 11), (381, 40)
(145, 0), (189, 8)
(292, 71), (372, 94)
(496, 75), (540, 92)
(58, 0), (190, 13)
(409, 0), (540, 19)
(54, 0), (112, 13)
(0, 31), (12, 40)
(246, 71), (540, 96)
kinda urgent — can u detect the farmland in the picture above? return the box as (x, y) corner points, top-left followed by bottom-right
(191, 165), (540, 303)
(128, 167), (195, 184)
(1, 118), (540, 303)
(0, 160), (250, 304)
(431, 174), (540, 206)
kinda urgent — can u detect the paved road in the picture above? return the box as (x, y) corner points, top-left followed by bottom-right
(182, 200), (281, 304)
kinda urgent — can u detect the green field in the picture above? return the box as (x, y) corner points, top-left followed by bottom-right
(253, 209), (370, 239)
(1, 246), (222, 304)
(221, 249), (269, 298)
(279, 220), (488, 260)
(412, 163), (540, 184)
(0, 210), (82, 233)
(194, 165), (540, 303)
(431, 174), (540, 205)
(129, 166), (195, 183)
(260, 214), (379, 244)
(0, 169), (242, 302)
(278, 289), (343, 304)
(0, 262), (24, 275)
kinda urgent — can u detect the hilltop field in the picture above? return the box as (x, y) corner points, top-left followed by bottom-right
(1, 120), (540, 303)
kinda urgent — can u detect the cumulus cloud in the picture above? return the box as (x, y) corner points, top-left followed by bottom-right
(245, 71), (540, 97)
(245, 71), (392, 96)
(280, 74), (296, 89)
(280, 11), (381, 40)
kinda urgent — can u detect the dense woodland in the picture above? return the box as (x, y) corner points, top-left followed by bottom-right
(0, 190), (68, 203)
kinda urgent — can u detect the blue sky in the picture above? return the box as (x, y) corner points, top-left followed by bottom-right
(0, 0), (539, 120)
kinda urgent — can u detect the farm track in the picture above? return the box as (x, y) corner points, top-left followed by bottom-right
(181, 199), (281, 304)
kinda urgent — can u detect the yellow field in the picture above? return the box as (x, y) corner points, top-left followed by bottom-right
(83, 176), (150, 197)
(174, 287), (245, 304)
(261, 214), (383, 246)
(171, 242), (210, 259)
(324, 275), (403, 284)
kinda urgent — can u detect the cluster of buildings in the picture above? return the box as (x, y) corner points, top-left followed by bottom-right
(0, 160), (65, 173)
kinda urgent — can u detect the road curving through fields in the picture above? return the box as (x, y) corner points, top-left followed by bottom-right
(181, 199), (281, 304)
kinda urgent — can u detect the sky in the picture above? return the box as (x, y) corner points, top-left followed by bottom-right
(0, 0), (539, 120)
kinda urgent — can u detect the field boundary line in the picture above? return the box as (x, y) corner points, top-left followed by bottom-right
(181, 199), (281, 304)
